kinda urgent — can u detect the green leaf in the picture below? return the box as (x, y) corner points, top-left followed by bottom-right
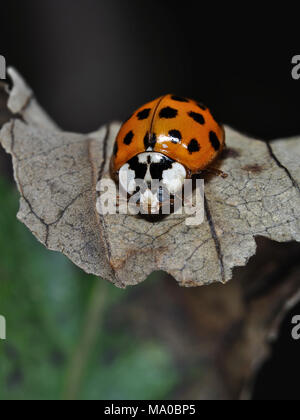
(0, 177), (178, 400)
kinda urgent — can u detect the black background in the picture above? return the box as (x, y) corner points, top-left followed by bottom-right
(1, 0), (300, 400)
(2, 1), (300, 139)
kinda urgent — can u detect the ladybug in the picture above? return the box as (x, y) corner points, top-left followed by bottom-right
(110, 94), (226, 212)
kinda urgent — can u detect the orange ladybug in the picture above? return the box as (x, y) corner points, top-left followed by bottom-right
(111, 94), (225, 212)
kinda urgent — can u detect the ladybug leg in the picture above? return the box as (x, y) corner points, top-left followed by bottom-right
(115, 194), (129, 208)
(169, 196), (176, 210)
(171, 192), (192, 210)
(205, 167), (228, 179)
(116, 194), (121, 208)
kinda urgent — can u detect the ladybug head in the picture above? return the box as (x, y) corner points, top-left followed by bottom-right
(118, 152), (187, 213)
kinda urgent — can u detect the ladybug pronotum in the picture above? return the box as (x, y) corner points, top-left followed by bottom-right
(110, 94), (225, 212)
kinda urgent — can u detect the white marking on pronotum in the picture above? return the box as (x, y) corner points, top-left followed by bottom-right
(119, 152), (187, 196)
(137, 152), (162, 164)
(162, 162), (186, 195)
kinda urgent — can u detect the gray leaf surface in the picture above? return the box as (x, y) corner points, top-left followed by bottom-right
(1, 68), (300, 288)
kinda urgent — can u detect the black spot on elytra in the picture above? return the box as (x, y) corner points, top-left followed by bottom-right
(137, 108), (151, 120)
(188, 111), (205, 125)
(113, 142), (118, 156)
(209, 131), (221, 151)
(168, 129), (182, 144)
(159, 107), (178, 119)
(197, 102), (207, 111)
(144, 131), (157, 150)
(188, 139), (200, 154)
(171, 95), (189, 103)
(123, 131), (134, 145)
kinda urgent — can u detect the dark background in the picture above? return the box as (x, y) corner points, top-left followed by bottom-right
(1, 1), (300, 400)
(2, 1), (300, 139)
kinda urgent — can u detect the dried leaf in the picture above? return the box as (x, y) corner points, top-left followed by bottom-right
(1, 68), (300, 288)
